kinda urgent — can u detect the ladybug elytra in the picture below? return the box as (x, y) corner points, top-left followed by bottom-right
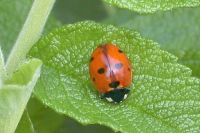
(89, 43), (132, 103)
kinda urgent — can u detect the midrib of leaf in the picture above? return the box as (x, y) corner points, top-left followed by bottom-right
(6, 0), (55, 76)
(30, 21), (200, 132)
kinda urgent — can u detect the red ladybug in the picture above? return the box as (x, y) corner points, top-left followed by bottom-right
(89, 43), (132, 103)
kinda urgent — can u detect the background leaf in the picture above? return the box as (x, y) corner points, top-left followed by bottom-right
(15, 110), (35, 133)
(54, 0), (108, 23)
(104, 7), (200, 78)
(0, 59), (42, 133)
(103, 0), (200, 13)
(57, 118), (113, 133)
(16, 97), (68, 133)
(30, 21), (200, 132)
(16, 97), (113, 133)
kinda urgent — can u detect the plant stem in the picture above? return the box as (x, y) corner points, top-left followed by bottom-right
(6, 0), (56, 76)
(0, 48), (5, 80)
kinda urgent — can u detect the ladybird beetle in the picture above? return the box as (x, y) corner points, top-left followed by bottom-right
(89, 43), (132, 103)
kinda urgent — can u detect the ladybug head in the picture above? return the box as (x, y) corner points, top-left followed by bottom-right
(102, 88), (130, 103)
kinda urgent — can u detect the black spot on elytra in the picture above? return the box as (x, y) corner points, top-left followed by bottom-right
(128, 68), (131, 71)
(90, 57), (94, 62)
(118, 49), (123, 53)
(97, 68), (105, 74)
(115, 63), (123, 69)
(109, 81), (120, 88)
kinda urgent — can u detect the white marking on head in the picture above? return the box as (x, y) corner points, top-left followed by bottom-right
(124, 94), (128, 99)
(106, 97), (113, 102)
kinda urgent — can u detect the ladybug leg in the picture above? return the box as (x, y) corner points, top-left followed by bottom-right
(101, 93), (114, 102)
(122, 88), (130, 100)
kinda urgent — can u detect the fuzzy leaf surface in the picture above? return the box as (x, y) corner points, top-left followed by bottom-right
(0, 59), (42, 133)
(103, 0), (200, 13)
(30, 21), (200, 133)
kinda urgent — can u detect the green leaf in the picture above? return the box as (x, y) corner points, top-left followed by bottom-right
(15, 110), (35, 133)
(18, 98), (112, 133)
(30, 21), (200, 132)
(26, 98), (64, 133)
(103, 0), (200, 13)
(5, 59), (41, 85)
(0, 59), (42, 133)
(104, 7), (200, 77)
(58, 118), (113, 133)
(16, 97), (65, 133)
(54, 0), (108, 23)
